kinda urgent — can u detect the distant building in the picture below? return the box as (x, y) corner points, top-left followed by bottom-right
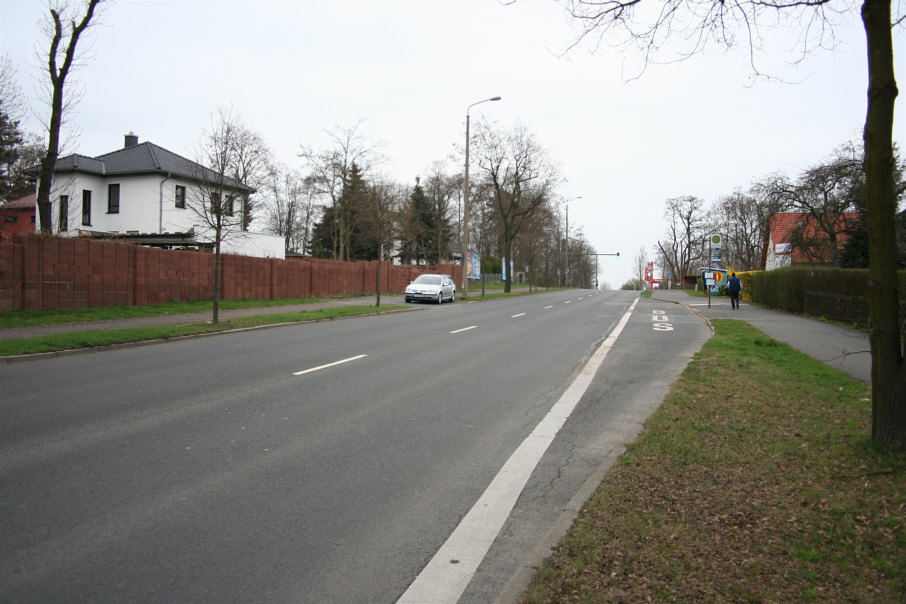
(34, 133), (284, 259)
(0, 193), (37, 238)
(764, 212), (860, 270)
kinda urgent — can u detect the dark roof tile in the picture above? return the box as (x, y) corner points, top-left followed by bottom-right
(57, 141), (252, 192)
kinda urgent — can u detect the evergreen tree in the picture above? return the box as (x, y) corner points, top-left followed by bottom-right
(310, 162), (379, 260)
(340, 162), (378, 260)
(310, 204), (338, 259)
(399, 178), (442, 264)
(0, 109), (39, 201)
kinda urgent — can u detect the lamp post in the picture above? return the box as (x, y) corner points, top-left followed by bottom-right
(462, 95), (501, 296)
(564, 196), (581, 288)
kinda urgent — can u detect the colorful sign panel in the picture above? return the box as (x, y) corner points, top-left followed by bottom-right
(466, 251), (481, 279)
(703, 269), (727, 292)
(502, 258), (514, 280)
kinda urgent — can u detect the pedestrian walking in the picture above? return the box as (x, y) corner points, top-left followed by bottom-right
(728, 272), (742, 309)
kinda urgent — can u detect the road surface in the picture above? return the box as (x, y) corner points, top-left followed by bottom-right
(0, 289), (709, 602)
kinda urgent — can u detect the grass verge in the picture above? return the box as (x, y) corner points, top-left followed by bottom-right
(521, 319), (905, 602)
(0, 305), (405, 357)
(0, 296), (346, 329)
(461, 289), (549, 302)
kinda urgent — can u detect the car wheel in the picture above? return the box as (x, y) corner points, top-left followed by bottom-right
(436, 292), (443, 304)
(405, 296), (411, 303)
(449, 291), (455, 303)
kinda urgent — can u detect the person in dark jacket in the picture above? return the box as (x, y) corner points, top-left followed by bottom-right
(728, 273), (742, 309)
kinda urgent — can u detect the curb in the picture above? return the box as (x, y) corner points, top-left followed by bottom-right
(649, 294), (714, 334)
(0, 307), (414, 364)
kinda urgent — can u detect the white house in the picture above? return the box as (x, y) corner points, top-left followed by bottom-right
(37, 133), (284, 259)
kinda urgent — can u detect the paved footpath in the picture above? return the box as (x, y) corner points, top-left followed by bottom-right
(650, 290), (871, 383)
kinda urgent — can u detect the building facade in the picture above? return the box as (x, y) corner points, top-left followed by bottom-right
(37, 133), (284, 258)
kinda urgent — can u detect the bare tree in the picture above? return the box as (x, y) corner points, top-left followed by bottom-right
(230, 124), (273, 231)
(34, 0), (104, 233)
(300, 121), (383, 260)
(709, 189), (769, 271)
(362, 177), (403, 306)
(566, 228), (596, 288)
(760, 143), (863, 266)
(0, 57), (24, 122)
(517, 199), (561, 288)
(265, 164), (318, 254)
(188, 108), (256, 323)
(0, 59), (44, 202)
(551, 0), (906, 448)
(468, 185), (501, 294)
(473, 119), (559, 292)
(658, 195), (707, 280)
(632, 246), (649, 288)
(423, 162), (459, 262)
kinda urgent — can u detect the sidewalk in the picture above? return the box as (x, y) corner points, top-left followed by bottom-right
(649, 290), (871, 383)
(0, 295), (401, 341)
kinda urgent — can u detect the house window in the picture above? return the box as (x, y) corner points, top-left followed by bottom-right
(108, 183), (120, 214)
(175, 185), (186, 209)
(210, 191), (221, 215)
(5, 216), (16, 223)
(225, 195), (235, 217)
(82, 190), (91, 226)
(59, 195), (69, 231)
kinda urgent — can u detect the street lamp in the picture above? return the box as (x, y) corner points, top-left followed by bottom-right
(462, 95), (501, 296)
(564, 196), (581, 288)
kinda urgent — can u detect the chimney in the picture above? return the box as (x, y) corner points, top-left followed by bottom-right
(124, 132), (139, 148)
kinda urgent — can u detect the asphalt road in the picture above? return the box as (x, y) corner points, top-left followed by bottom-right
(0, 290), (710, 603)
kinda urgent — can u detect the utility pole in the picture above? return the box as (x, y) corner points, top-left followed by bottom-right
(462, 96), (501, 297)
(565, 204), (569, 287)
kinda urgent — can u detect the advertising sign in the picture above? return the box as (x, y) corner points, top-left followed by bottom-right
(703, 269), (727, 292)
(466, 251), (481, 279)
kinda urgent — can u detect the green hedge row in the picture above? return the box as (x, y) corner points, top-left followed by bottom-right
(742, 267), (903, 314)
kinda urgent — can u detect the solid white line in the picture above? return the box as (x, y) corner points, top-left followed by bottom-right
(293, 354), (367, 376)
(511, 313), (526, 318)
(397, 298), (640, 604)
(450, 325), (477, 334)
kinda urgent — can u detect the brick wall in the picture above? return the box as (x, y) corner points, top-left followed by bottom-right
(0, 235), (462, 312)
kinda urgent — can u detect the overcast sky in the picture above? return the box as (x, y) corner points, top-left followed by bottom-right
(2, 0), (904, 287)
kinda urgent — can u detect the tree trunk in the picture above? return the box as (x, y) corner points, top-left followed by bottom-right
(375, 242), (383, 307)
(862, 0), (906, 448)
(503, 229), (513, 294)
(35, 100), (62, 233)
(212, 227), (222, 324)
(35, 0), (102, 234)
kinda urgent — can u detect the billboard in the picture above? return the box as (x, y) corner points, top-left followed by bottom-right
(466, 251), (481, 279)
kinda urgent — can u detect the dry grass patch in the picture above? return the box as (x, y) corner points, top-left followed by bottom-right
(522, 319), (904, 603)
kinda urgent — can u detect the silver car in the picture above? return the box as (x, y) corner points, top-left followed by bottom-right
(404, 274), (456, 304)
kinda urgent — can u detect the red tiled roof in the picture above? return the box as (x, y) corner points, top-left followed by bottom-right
(769, 212), (860, 264)
(0, 193), (36, 210)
